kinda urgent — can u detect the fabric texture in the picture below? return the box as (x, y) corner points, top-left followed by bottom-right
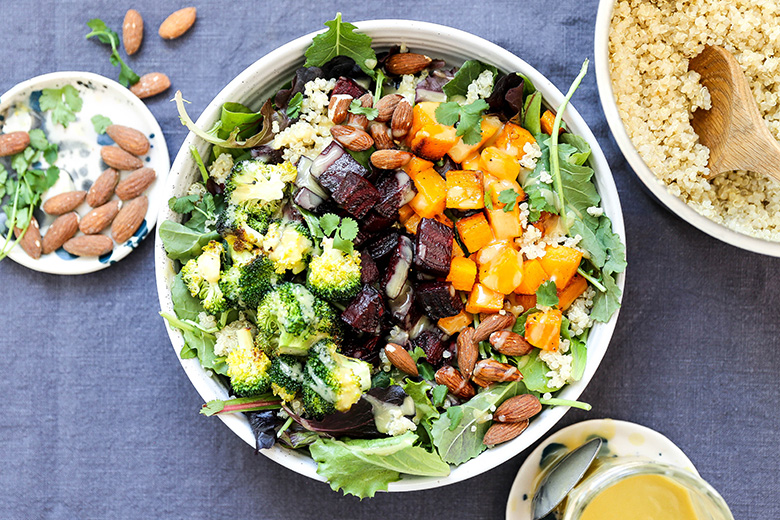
(0, 1), (777, 518)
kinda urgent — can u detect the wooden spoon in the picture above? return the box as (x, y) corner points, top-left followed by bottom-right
(688, 44), (780, 182)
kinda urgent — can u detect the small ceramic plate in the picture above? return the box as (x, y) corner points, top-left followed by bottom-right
(505, 419), (698, 519)
(0, 71), (169, 274)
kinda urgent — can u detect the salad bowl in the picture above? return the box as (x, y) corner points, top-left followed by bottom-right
(155, 19), (626, 492)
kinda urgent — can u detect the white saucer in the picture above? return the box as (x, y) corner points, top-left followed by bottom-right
(505, 419), (698, 519)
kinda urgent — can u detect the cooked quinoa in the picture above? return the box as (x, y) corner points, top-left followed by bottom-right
(610, 0), (780, 241)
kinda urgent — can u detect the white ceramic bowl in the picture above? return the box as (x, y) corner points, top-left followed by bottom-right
(1, 71), (169, 274)
(594, 1), (780, 257)
(156, 19), (626, 491)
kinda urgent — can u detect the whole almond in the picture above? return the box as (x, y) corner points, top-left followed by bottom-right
(330, 125), (374, 152)
(435, 365), (476, 400)
(368, 121), (394, 150)
(115, 167), (156, 200)
(483, 419), (529, 446)
(87, 168), (120, 207)
(79, 200), (121, 235)
(42, 190), (86, 215)
(63, 235), (114, 257)
(391, 99), (413, 139)
(375, 94), (403, 122)
(106, 125), (150, 156)
(384, 343), (418, 377)
(489, 330), (534, 356)
(42, 212), (79, 254)
(346, 93), (373, 131)
(130, 72), (171, 99)
(473, 312), (517, 343)
(386, 52), (433, 75)
(328, 94), (352, 124)
(494, 394), (542, 423)
(112, 195), (148, 243)
(370, 149), (412, 170)
(158, 7), (197, 39)
(122, 9), (144, 56)
(101, 146), (144, 170)
(457, 327), (478, 379)
(0, 131), (30, 157)
(472, 359), (523, 386)
(13, 217), (42, 259)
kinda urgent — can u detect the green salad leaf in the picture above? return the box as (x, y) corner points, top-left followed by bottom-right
(590, 270), (621, 322)
(513, 350), (560, 393)
(85, 19), (140, 87)
(159, 220), (219, 262)
(304, 13), (377, 77)
(442, 59), (497, 99)
(286, 92), (303, 119)
(522, 92), (542, 135)
(200, 395), (282, 416)
(310, 432), (450, 498)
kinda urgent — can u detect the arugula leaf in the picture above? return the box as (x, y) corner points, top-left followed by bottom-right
(373, 69), (387, 106)
(91, 114), (112, 134)
(442, 60), (498, 100)
(286, 92), (303, 119)
(560, 133), (591, 166)
(309, 432), (450, 498)
(431, 384), (448, 407)
(304, 13), (377, 77)
(39, 86), (82, 127)
(348, 99), (378, 120)
(535, 280), (559, 307)
(86, 19), (140, 87)
(498, 188), (521, 212)
(523, 143), (558, 222)
(590, 270), (621, 323)
(434, 99), (489, 145)
(514, 350), (561, 393)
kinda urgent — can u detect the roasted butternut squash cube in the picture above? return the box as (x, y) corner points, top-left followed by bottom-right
(478, 245), (523, 295)
(524, 309), (563, 351)
(447, 115), (502, 163)
(404, 156), (435, 180)
(446, 256), (477, 292)
(411, 124), (459, 161)
(474, 239), (515, 265)
(409, 102), (440, 142)
(409, 167), (446, 218)
(509, 293), (537, 312)
(465, 283), (504, 314)
(483, 174), (524, 209)
(456, 212), (494, 253)
(452, 239), (465, 258)
(434, 212), (453, 228)
(404, 212), (422, 234)
(494, 122), (536, 158)
(515, 258), (549, 294)
(398, 203), (415, 224)
(541, 109), (563, 136)
(557, 274), (588, 311)
(486, 206), (522, 239)
(481, 146), (521, 181)
(446, 170), (484, 209)
(461, 152), (486, 171)
(539, 245), (583, 290)
(437, 310), (473, 336)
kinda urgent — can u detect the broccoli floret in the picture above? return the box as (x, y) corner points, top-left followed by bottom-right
(225, 159), (296, 213)
(255, 283), (341, 357)
(268, 355), (305, 402)
(216, 202), (270, 247)
(220, 254), (280, 309)
(226, 328), (271, 397)
(301, 339), (372, 418)
(181, 240), (227, 314)
(261, 219), (314, 275)
(306, 238), (362, 304)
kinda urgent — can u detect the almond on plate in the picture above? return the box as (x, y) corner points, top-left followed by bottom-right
(122, 9), (143, 55)
(111, 196), (147, 243)
(101, 146), (144, 170)
(0, 131), (30, 157)
(158, 7), (197, 39)
(86, 168), (120, 207)
(42, 212), (79, 254)
(115, 167), (156, 200)
(63, 235), (113, 257)
(13, 217), (42, 259)
(79, 200), (121, 234)
(106, 125), (149, 156)
(42, 190), (86, 215)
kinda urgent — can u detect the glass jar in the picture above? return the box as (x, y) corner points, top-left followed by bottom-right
(559, 458), (734, 520)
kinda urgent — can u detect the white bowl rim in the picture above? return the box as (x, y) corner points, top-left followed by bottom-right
(155, 18), (626, 492)
(594, 0), (780, 257)
(0, 70), (170, 275)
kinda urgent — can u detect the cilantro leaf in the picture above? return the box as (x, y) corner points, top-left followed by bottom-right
(286, 92), (303, 119)
(91, 114), (113, 134)
(39, 87), (82, 127)
(348, 99), (378, 120)
(28, 129), (48, 150)
(535, 280), (559, 307)
(86, 19), (140, 87)
(319, 213), (340, 236)
(434, 101), (461, 126)
(304, 13), (377, 77)
(434, 99), (488, 145)
(337, 217), (358, 241)
(497, 188), (520, 212)
(168, 194), (200, 214)
(442, 60), (498, 100)
(484, 188), (494, 210)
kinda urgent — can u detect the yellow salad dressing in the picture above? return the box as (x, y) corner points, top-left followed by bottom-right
(579, 474), (699, 520)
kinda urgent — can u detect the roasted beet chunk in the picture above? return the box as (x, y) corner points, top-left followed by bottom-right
(374, 170), (416, 218)
(342, 285), (385, 334)
(412, 329), (447, 367)
(415, 281), (463, 320)
(312, 142), (368, 183)
(382, 235), (413, 300)
(367, 232), (400, 263)
(340, 335), (381, 366)
(360, 250), (379, 284)
(414, 218), (453, 277)
(332, 76), (368, 99)
(362, 211), (396, 234)
(329, 170), (379, 218)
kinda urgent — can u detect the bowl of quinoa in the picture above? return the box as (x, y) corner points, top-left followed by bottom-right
(595, 0), (780, 256)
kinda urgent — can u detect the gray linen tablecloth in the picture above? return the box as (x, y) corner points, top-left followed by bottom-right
(1, 1), (777, 518)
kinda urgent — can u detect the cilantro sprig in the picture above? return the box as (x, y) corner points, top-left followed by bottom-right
(39, 86), (83, 128)
(348, 99), (378, 120)
(304, 13), (377, 78)
(85, 19), (140, 87)
(535, 280), (559, 308)
(91, 114), (113, 134)
(299, 209), (359, 254)
(434, 99), (488, 145)
(497, 189), (521, 212)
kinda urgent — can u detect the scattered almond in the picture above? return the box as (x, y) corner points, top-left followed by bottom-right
(391, 99), (413, 139)
(101, 146), (144, 170)
(42, 190), (86, 215)
(122, 9), (144, 56)
(42, 212), (79, 254)
(79, 200), (121, 235)
(386, 52), (433, 75)
(472, 359), (523, 385)
(328, 94), (352, 125)
(0, 131), (30, 157)
(87, 168), (120, 207)
(473, 312), (516, 343)
(370, 149), (412, 170)
(158, 7), (197, 39)
(129, 72), (171, 99)
(112, 196), (147, 243)
(384, 343), (418, 377)
(14, 217), (41, 259)
(435, 365), (476, 400)
(106, 125), (150, 156)
(456, 327), (478, 379)
(494, 394), (542, 423)
(63, 235), (114, 257)
(483, 419), (529, 446)
(330, 125), (374, 152)
(115, 167), (156, 200)
(375, 94), (403, 122)
(346, 93), (373, 131)
(368, 121), (394, 150)
(489, 330), (534, 356)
